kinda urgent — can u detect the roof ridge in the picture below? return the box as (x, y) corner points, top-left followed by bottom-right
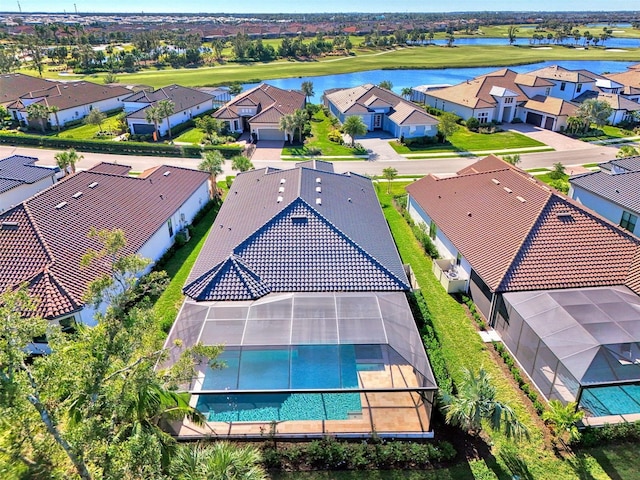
(21, 202), (56, 267)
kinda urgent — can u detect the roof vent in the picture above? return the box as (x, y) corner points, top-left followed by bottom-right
(491, 178), (500, 185)
(72, 191), (83, 199)
(348, 198), (352, 203)
(277, 196), (283, 203)
(278, 186), (285, 193)
(516, 196), (526, 203)
(163, 171), (171, 176)
(1, 221), (18, 230)
(316, 186), (321, 193)
(503, 187), (512, 193)
(316, 177), (321, 184)
(280, 178), (286, 184)
(557, 212), (573, 219)
(316, 198), (322, 205)
(55, 201), (67, 209)
(88, 182), (98, 188)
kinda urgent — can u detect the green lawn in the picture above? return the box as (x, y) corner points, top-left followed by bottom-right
(174, 127), (205, 145)
(34, 44), (640, 88)
(282, 110), (363, 157)
(374, 182), (630, 479)
(390, 129), (546, 154)
(577, 124), (637, 141)
(56, 113), (124, 140)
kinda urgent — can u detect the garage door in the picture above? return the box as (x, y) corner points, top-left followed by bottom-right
(525, 112), (543, 127)
(132, 123), (155, 135)
(544, 117), (555, 130)
(257, 128), (283, 141)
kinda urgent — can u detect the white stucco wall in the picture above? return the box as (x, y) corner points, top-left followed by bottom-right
(0, 174), (56, 213)
(570, 184), (640, 236)
(126, 99), (214, 136)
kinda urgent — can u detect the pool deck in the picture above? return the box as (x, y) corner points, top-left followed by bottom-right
(173, 363), (432, 439)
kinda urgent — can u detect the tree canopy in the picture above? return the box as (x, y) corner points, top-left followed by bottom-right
(342, 115), (368, 147)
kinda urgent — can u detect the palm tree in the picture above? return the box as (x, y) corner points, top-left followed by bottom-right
(279, 113), (296, 143)
(145, 105), (163, 141)
(441, 368), (529, 440)
(55, 149), (83, 176)
(378, 80), (393, 90)
(400, 87), (413, 100)
(231, 155), (254, 172)
(301, 80), (314, 103)
(342, 115), (368, 147)
(169, 442), (267, 480)
(26, 103), (50, 133)
(292, 109), (308, 143)
(157, 99), (175, 140)
(577, 99), (613, 130)
(382, 167), (398, 194)
(507, 25), (519, 45)
(542, 400), (584, 445)
(49, 105), (61, 133)
(199, 150), (225, 198)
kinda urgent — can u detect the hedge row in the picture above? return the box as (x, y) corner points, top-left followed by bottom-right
(576, 420), (640, 448)
(262, 437), (456, 471)
(0, 133), (242, 159)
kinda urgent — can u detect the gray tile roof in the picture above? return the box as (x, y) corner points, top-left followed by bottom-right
(0, 155), (57, 195)
(125, 84), (214, 119)
(570, 157), (640, 214)
(185, 162), (409, 301)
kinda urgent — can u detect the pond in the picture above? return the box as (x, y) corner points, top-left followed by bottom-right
(242, 60), (637, 104)
(428, 37), (640, 48)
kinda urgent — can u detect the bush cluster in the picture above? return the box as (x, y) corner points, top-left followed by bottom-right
(460, 295), (486, 331)
(492, 342), (545, 415)
(327, 129), (344, 144)
(402, 135), (439, 147)
(262, 437), (456, 470)
(392, 197), (439, 260)
(576, 421), (640, 447)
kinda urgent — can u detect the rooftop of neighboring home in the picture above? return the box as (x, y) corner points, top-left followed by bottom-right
(422, 69), (552, 109)
(0, 155), (57, 196)
(605, 64), (640, 92)
(7, 81), (131, 112)
(0, 73), (52, 106)
(406, 155), (640, 295)
(125, 84), (215, 118)
(523, 95), (579, 116)
(526, 64), (598, 84)
(213, 83), (305, 122)
(570, 157), (640, 214)
(0, 163), (209, 320)
(184, 160), (409, 302)
(324, 84), (438, 126)
(573, 91), (640, 111)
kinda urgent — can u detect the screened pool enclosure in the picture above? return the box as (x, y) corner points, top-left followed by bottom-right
(495, 286), (640, 424)
(164, 291), (437, 438)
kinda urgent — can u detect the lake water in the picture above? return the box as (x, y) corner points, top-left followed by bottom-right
(429, 37), (640, 48)
(243, 60), (637, 104)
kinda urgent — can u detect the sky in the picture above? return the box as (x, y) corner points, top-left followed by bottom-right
(2, 0), (639, 14)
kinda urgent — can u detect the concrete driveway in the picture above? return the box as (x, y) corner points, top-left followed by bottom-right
(356, 133), (406, 162)
(507, 123), (601, 151)
(251, 140), (284, 161)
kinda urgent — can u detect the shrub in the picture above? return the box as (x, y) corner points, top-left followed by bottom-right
(465, 117), (480, 131)
(576, 420), (640, 447)
(306, 146), (322, 156)
(225, 175), (234, 188)
(328, 129), (344, 144)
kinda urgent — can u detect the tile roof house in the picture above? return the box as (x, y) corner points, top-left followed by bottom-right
(0, 163), (209, 324)
(163, 160), (437, 438)
(213, 83), (305, 141)
(573, 90), (640, 125)
(526, 65), (598, 101)
(406, 155), (640, 321)
(605, 64), (640, 102)
(569, 157), (640, 237)
(0, 155), (58, 213)
(324, 84), (439, 140)
(7, 79), (131, 129)
(123, 84), (216, 137)
(0, 73), (52, 107)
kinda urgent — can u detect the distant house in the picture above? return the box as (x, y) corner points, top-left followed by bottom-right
(6, 79), (131, 128)
(569, 157), (640, 237)
(213, 83), (305, 141)
(124, 84), (216, 137)
(409, 84), (452, 104)
(0, 163), (209, 326)
(574, 91), (640, 125)
(526, 65), (598, 101)
(0, 155), (58, 213)
(324, 84), (439, 139)
(422, 69), (553, 124)
(0, 73), (52, 107)
(605, 64), (640, 102)
(196, 86), (232, 106)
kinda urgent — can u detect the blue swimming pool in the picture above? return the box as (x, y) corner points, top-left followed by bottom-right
(195, 344), (381, 421)
(579, 384), (640, 416)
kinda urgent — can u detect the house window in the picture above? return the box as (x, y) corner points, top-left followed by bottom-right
(620, 211), (638, 232)
(429, 221), (437, 240)
(560, 82), (566, 91)
(168, 218), (174, 237)
(545, 87), (551, 95)
(505, 97), (514, 104)
(576, 83), (583, 93)
(478, 112), (488, 124)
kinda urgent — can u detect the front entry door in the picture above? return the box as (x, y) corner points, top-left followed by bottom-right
(373, 114), (383, 129)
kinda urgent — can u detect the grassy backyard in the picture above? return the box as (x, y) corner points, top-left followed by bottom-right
(33, 44), (640, 88)
(575, 124), (638, 141)
(174, 127), (205, 145)
(54, 112), (124, 140)
(282, 110), (364, 157)
(390, 128), (546, 154)
(369, 181), (636, 479)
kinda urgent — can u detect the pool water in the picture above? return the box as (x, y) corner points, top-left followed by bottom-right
(579, 384), (640, 416)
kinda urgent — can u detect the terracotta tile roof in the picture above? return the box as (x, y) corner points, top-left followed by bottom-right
(407, 156), (640, 295)
(605, 69), (640, 89)
(213, 83), (305, 123)
(524, 96), (578, 116)
(574, 91), (640, 111)
(185, 162), (409, 301)
(424, 69), (534, 109)
(527, 65), (598, 84)
(0, 164), (209, 319)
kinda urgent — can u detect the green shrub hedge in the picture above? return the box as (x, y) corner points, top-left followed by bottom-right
(0, 133), (242, 158)
(576, 421), (640, 447)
